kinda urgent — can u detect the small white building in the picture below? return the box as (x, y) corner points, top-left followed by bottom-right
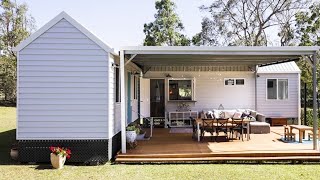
(14, 12), (319, 162)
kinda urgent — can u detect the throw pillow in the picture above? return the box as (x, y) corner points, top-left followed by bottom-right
(206, 111), (214, 119)
(213, 110), (225, 119)
(233, 112), (242, 119)
(200, 111), (207, 119)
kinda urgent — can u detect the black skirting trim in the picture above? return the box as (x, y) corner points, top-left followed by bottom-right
(18, 140), (108, 164)
(111, 131), (122, 159)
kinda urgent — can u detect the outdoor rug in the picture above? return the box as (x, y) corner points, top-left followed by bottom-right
(169, 128), (193, 134)
(278, 136), (318, 144)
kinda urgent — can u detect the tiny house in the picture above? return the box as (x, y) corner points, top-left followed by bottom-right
(14, 12), (319, 162)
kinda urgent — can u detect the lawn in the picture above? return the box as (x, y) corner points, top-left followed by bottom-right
(1, 107), (320, 180)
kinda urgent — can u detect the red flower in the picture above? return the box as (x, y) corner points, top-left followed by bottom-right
(49, 146), (72, 159)
(66, 149), (71, 155)
(49, 146), (55, 153)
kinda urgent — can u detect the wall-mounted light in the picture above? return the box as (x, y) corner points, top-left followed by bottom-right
(112, 63), (119, 68)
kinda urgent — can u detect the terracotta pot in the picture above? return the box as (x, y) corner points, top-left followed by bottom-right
(50, 153), (66, 169)
(126, 131), (137, 143)
(10, 148), (18, 161)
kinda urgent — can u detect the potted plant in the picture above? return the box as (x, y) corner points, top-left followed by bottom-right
(136, 124), (146, 140)
(126, 125), (138, 143)
(49, 146), (71, 169)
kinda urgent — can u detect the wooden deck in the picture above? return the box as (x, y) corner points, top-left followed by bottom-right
(115, 127), (320, 163)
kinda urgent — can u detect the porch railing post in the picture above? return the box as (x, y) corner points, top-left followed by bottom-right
(312, 53), (318, 150)
(120, 50), (127, 153)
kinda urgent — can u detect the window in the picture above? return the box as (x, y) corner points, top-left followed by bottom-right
(267, 79), (288, 100)
(225, 79), (234, 86)
(169, 79), (194, 101)
(115, 68), (120, 102)
(236, 79), (245, 85)
(224, 78), (245, 86)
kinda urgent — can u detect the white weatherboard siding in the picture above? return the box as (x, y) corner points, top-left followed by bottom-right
(256, 73), (299, 118)
(144, 71), (255, 113)
(18, 19), (109, 140)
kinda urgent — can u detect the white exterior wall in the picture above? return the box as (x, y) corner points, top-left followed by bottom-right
(256, 73), (299, 118)
(143, 71), (255, 114)
(17, 19), (109, 140)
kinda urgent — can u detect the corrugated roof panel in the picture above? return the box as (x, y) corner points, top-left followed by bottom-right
(257, 61), (300, 73)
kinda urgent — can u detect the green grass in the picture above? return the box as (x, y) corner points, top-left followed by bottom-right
(1, 107), (320, 180)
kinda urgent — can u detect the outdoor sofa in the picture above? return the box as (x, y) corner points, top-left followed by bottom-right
(200, 109), (270, 134)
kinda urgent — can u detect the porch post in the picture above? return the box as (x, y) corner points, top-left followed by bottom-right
(255, 66), (258, 110)
(120, 50), (127, 153)
(312, 53), (318, 150)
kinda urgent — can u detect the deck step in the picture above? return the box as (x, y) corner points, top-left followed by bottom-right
(116, 151), (320, 159)
(115, 156), (320, 164)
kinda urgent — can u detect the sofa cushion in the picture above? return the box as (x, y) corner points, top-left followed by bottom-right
(224, 110), (236, 119)
(250, 110), (257, 117)
(237, 109), (251, 116)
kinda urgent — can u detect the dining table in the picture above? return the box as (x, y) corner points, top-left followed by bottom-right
(289, 125), (313, 143)
(195, 118), (253, 142)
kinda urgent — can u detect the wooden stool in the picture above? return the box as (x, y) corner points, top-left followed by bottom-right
(284, 125), (296, 141)
(308, 128), (320, 140)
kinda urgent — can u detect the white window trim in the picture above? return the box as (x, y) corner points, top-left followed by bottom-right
(266, 78), (289, 100)
(167, 78), (195, 101)
(224, 78), (246, 87)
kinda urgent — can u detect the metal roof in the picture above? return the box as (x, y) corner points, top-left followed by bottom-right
(257, 61), (301, 74)
(122, 46), (318, 69)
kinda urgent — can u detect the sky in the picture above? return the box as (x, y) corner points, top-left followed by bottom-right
(18, 0), (212, 50)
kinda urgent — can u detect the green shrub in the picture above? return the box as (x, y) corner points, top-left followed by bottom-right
(300, 108), (320, 127)
(126, 125), (140, 134)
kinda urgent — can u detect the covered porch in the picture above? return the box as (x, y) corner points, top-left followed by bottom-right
(118, 46), (320, 162)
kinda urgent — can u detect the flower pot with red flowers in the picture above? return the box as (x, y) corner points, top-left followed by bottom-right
(49, 146), (71, 169)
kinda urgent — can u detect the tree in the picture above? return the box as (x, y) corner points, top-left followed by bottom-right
(143, 0), (190, 46)
(295, 2), (320, 105)
(193, 0), (310, 46)
(0, 0), (35, 103)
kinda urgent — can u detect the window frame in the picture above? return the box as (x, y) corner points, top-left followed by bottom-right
(168, 78), (195, 101)
(266, 78), (289, 100)
(224, 78), (246, 87)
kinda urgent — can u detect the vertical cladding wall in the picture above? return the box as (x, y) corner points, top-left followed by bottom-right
(18, 18), (109, 140)
(256, 73), (299, 118)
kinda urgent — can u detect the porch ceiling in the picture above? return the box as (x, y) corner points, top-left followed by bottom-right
(122, 46), (319, 68)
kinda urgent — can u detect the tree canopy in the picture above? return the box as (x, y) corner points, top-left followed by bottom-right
(0, 0), (35, 103)
(143, 0), (190, 46)
(193, 0), (310, 46)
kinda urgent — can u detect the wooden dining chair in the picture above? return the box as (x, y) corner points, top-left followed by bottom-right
(202, 119), (215, 141)
(284, 125), (295, 141)
(216, 119), (229, 141)
(229, 119), (244, 141)
(190, 117), (198, 140)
